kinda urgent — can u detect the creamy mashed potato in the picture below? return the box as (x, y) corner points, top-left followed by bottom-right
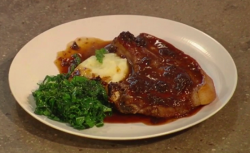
(74, 53), (128, 83)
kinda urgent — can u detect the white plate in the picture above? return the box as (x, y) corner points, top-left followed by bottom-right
(9, 15), (237, 140)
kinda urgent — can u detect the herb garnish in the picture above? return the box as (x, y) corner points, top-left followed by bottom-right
(68, 53), (81, 75)
(95, 48), (107, 63)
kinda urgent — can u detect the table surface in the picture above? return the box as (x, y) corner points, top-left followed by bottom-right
(1, 0), (250, 153)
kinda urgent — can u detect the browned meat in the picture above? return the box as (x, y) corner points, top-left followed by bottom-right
(107, 32), (216, 118)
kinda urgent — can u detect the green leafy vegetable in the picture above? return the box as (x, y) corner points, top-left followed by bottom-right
(32, 74), (112, 129)
(95, 48), (107, 63)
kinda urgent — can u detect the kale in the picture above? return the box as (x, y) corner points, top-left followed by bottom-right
(32, 53), (112, 130)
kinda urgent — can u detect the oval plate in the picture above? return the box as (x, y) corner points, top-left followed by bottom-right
(9, 15), (237, 140)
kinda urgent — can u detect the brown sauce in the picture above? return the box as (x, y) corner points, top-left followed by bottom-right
(54, 35), (204, 125)
(54, 37), (111, 74)
(104, 106), (203, 125)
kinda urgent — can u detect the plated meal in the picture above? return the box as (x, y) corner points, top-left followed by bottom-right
(32, 31), (217, 130)
(9, 15), (237, 140)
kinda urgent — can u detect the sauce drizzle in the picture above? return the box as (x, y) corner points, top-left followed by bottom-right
(55, 37), (111, 74)
(104, 106), (203, 125)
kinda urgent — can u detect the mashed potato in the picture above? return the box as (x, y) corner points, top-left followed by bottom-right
(74, 53), (128, 83)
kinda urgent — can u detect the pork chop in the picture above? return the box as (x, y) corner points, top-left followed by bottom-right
(107, 32), (216, 118)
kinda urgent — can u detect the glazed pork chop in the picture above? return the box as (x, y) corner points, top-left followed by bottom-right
(107, 32), (216, 118)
